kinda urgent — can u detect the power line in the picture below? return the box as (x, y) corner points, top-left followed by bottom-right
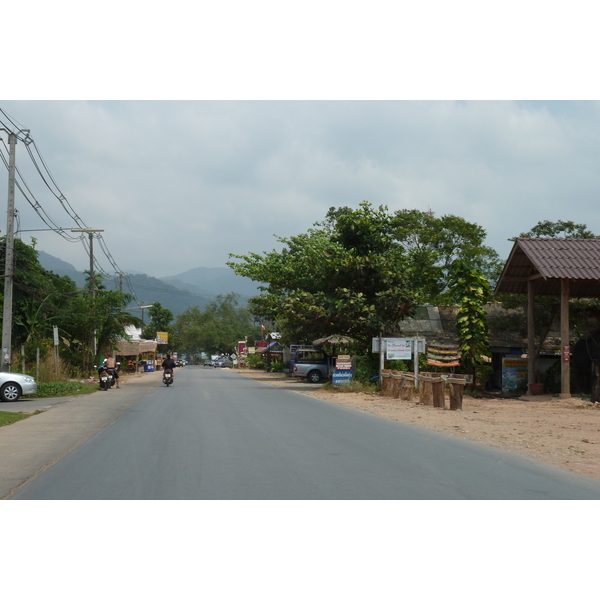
(0, 108), (140, 305)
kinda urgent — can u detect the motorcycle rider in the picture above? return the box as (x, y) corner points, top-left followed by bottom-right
(104, 352), (120, 388)
(161, 353), (177, 382)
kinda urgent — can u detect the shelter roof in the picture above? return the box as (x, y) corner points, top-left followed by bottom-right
(115, 339), (158, 355)
(495, 238), (600, 297)
(312, 334), (355, 346)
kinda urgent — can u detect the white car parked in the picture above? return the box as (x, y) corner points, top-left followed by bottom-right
(0, 372), (38, 402)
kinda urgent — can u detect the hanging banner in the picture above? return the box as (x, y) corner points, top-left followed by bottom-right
(426, 341), (461, 367)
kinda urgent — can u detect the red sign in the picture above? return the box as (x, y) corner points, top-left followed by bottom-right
(563, 345), (571, 362)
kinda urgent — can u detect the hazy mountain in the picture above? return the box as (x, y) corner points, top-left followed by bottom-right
(36, 252), (258, 317)
(38, 250), (87, 287)
(161, 266), (260, 298)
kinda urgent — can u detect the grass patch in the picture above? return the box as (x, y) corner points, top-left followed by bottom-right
(31, 381), (99, 399)
(322, 381), (379, 393)
(0, 410), (43, 428)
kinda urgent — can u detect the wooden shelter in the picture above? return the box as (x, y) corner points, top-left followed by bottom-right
(114, 339), (158, 370)
(495, 238), (600, 398)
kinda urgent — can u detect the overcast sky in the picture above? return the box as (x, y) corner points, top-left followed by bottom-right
(2, 100), (600, 279)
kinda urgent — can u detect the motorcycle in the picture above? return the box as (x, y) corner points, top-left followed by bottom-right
(96, 365), (112, 391)
(163, 369), (174, 386)
(96, 362), (120, 391)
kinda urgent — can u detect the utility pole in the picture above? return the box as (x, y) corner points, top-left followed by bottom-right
(71, 228), (104, 297)
(71, 228), (104, 363)
(1, 133), (16, 372)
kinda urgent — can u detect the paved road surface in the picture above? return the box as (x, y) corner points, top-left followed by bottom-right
(7, 366), (600, 499)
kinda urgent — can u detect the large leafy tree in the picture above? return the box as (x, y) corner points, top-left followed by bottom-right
(61, 277), (140, 373)
(1, 238), (140, 374)
(391, 209), (502, 302)
(2, 237), (80, 362)
(229, 203), (421, 347)
(142, 302), (173, 340)
(515, 220), (598, 239)
(229, 203), (501, 347)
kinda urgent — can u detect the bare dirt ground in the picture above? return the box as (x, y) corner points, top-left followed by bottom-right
(235, 369), (600, 481)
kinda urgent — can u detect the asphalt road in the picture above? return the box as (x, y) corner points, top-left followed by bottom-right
(7, 366), (600, 499)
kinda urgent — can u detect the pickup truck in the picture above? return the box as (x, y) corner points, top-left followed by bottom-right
(291, 348), (331, 383)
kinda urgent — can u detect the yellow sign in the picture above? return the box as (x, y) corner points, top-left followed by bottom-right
(156, 332), (169, 344)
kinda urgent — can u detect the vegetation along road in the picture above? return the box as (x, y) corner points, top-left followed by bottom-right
(4, 366), (600, 500)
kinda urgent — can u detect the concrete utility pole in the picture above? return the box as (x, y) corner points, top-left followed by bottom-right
(1, 133), (17, 372)
(71, 229), (104, 297)
(71, 228), (104, 361)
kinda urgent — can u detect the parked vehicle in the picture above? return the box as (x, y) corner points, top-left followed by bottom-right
(163, 369), (174, 386)
(0, 371), (37, 402)
(292, 349), (331, 383)
(213, 359), (232, 368)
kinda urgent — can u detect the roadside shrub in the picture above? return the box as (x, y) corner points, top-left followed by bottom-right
(322, 380), (378, 393)
(353, 354), (379, 385)
(246, 353), (265, 369)
(267, 360), (289, 373)
(33, 381), (98, 398)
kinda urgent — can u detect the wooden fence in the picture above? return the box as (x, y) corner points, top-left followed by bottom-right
(381, 370), (466, 410)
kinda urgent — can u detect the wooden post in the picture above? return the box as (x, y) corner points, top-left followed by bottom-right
(21, 345), (25, 374)
(36, 347), (40, 380)
(400, 373), (414, 401)
(527, 278), (536, 387)
(560, 278), (571, 399)
(381, 370), (392, 395)
(390, 371), (402, 398)
(432, 377), (445, 408)
(447, 375), (467, 411)
(591, 359), (600, 404)
(419, 373), (433, 405)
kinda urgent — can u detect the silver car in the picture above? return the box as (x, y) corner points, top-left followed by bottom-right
(0, 372), (38, 402)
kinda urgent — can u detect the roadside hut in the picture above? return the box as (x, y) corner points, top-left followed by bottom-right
(495, 238), (600, 398)
(115, 339), (158, 372)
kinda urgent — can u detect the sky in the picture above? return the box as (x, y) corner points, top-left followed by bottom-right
(2, 100), (600, 281)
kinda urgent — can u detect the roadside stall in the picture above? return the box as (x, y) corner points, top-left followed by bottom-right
(115, 339), (159, 373)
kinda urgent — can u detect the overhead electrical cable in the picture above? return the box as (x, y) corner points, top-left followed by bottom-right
(0, 107), (140, 306)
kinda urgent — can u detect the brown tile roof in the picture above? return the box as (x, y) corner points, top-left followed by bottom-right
(495, 238), (600, 297)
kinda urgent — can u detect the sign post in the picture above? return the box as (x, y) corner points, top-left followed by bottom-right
(333, 355), (353, 386)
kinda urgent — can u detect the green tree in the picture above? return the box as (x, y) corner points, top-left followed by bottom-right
(173, 294), (260, 356)
(516, 219), (599, 239)
(142, 302), (174, 341)
(229, 202), (500, 348)
(448, 261), (491, 385)
(61, 278), (140, 373)
(391, 209), (502, 302)
(229, 202), (419, 347)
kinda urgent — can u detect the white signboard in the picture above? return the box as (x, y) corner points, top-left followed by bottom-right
(372, 337), (425, 354)
(385, 338), (412, 360)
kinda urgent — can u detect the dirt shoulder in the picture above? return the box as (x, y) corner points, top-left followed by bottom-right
(234, 369), (600, 481)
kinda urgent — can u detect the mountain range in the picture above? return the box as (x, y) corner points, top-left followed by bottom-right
(37, 251), (261, 317)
